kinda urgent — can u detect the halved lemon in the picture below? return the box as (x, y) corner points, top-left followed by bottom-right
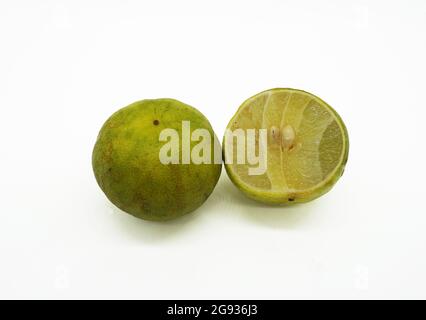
(223, 88), (349, 204)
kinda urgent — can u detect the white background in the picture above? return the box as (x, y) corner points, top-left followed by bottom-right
(1, 0), (425, 299)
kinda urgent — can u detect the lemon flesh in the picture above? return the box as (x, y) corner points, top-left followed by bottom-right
(223, 88), (349, 204)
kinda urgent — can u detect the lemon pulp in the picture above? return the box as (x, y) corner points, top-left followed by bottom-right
(223, 88), (349, 204)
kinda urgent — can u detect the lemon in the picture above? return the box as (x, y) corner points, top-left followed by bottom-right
(223, 88), (349, 204)
(92, 99), (222, 221)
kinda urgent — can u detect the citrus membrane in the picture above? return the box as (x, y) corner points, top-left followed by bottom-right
(223, 88), (349, 204)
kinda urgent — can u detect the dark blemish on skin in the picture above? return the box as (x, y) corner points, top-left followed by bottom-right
(153, 119), (160, 126)
(288, 197), (295, 202)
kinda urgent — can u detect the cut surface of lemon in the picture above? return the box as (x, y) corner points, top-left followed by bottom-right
(223, 88), (349, 204)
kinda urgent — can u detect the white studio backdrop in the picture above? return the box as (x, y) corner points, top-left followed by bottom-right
(0, 0), (425, 299)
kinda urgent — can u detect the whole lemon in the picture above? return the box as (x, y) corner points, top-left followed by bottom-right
(92, 99), (222, 221)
